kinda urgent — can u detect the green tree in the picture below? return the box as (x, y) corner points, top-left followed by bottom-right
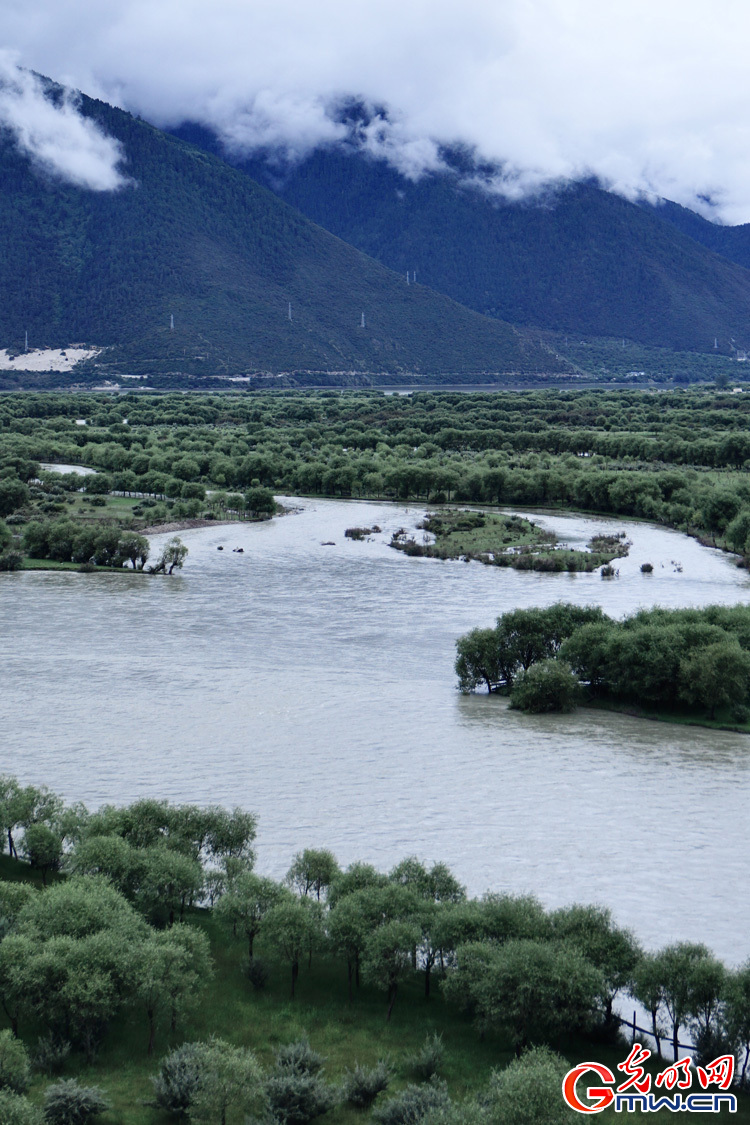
(0, 479), (29, 518)
(116, 531), (150, 569)
(327, 891), (374, 1001)
(549, 905), (641, 1022)
(631, 952), (667, 1058)
(327, 862), (388, 907)
(510, 660), (580, 714)
(725, 963), (750, 1086)
(287, 849), (340, 901)
(188, 1038), (264, 1125)
(650, 943), (722, 1061)
(679, 640), (750, 718)
(455, 628), (502, 693)
(444, 939), (603, 1054)
(261, 901), (319, 999)
(215, 872), (289, 959)
(0, 1028), (30, 1093)
(245, 487), (276, 516)
(361, 920), (422, 1021)
(134, 846), (204, 925)
(22, 825), (62, 886)
(135, 925), (212, 1055)
(8, 877), (146, 1056)
(154, 536), (188, 574)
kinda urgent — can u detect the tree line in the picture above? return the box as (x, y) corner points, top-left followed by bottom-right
(5, 389), (750, 570)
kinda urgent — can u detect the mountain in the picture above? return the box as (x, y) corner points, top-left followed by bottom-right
(644, 198), (750, 274)
(0, 88), (562, 380)
(173, 126), (750, 354)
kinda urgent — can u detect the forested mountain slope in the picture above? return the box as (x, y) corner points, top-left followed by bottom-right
(0, 90), (559, 377)
(645, 198), (750, 275)
(174, 127), (750, 354)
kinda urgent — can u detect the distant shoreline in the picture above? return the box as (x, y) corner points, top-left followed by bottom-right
(139, 517), (237, 535)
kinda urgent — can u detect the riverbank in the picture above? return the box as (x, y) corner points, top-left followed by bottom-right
(139, 517), (237, 535)
(584, 697), (750, 735)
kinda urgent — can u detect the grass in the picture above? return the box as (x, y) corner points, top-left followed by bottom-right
(0, 851), (746, 1123)
(390, 509), (626, 573)
(585, 696), (750, 734)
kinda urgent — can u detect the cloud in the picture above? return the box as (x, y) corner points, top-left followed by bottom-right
(0, 51), (126, 190)
(2, 1), (750, 219)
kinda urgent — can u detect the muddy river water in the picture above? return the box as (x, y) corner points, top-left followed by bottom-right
(2, 498), (750, 962)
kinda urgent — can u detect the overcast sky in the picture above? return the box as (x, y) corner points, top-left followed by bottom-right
(1, 0), (750, 221)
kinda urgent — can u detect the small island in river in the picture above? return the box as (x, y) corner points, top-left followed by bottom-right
(388, 508), (629, 573)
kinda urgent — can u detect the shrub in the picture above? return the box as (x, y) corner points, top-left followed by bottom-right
(341, 1062), (391, 1109)
(0, 551), (23, 571)
(484, 1047), (574, 1125)
(265, 1068), (337, 1125)
(42, 1079), (109, 1125)
(242, 956), (270, 990)
(31, 1036), (71, 1077)
(151, 1042), (205, 1116)
(733, 704), (750, 724)
(372, 1080), (451, 1125)
(510, 659), (580, 714)
(410, 1034), (444, 1081)
(640, 562), (654, 573)
(600, 564), (616, 577)
(274, 1039), (325, 1075)
(0, 1029), (31, 1093)
(0, 1090), (43, 1125)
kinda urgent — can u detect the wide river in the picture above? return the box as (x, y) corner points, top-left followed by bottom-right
(3, 498), (750, 963)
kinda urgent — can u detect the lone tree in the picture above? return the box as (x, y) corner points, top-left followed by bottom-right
(152, 537), (188, 574)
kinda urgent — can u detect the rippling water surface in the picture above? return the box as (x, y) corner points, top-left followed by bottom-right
(3, 498), (750, 961)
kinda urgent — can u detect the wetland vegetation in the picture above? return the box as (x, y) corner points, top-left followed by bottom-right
(456, 602), (750, 728)
(3, 386), (750, 571)
(388, 510), (629, 572)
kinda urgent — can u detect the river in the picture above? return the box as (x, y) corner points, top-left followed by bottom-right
(2, 498), (750, 962)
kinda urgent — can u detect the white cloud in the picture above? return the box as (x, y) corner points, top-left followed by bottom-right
(2, 0), (750, 219)
(0, 51), (127, 190)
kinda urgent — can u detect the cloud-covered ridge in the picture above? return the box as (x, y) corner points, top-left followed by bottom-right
(0, 53), (126, 191)
(3, 1), (750, 219)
